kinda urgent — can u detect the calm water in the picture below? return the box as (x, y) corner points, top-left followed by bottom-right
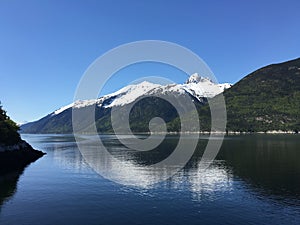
(0, 134), (300, 225)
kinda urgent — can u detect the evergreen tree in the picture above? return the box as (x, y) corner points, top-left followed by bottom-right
(0, 102), (21, 145)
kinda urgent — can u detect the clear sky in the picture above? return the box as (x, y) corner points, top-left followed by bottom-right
(1, 0), (300, 123)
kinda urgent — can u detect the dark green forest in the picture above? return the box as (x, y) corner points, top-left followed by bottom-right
(0, 103), (21, 145)
(223, 57), (300, 132)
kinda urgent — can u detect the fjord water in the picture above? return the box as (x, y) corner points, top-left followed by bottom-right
(0, 134), (300, 224)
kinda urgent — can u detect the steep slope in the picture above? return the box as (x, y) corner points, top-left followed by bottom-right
(192, 58), (300, 132)
(224, 57), (300, 132)
(21, 74), (230, 134)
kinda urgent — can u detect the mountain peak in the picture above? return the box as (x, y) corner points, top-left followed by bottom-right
(186, 73), (213, 84)
(186, 73), (201, 84)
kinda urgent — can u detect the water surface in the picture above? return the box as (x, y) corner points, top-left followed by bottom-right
(0, 134), (299, 224)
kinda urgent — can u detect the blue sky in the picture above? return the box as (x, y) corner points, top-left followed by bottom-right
(0, 0), (300, 123)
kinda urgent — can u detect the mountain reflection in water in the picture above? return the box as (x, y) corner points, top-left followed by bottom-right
(1, 134), (299, 225)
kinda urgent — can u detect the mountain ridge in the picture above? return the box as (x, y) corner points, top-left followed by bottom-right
(21, 73), (230, 134)
(20, 58), (300, 134)
(51, 73), (230, 115)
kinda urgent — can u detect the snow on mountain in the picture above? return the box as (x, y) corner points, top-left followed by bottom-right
(53, 103), (74, 115)
(104, 81), (161, 107)
(186, 73), (213, 84)
(182, 73), (232, 98)
(52, 100), (101, 115)
(150, 73), (232, 99)
(51, 73), (231, 116)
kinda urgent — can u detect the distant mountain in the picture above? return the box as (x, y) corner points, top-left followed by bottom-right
(20, 74), (231, 134)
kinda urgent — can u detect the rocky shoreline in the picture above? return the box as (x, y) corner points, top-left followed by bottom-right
(0, 140), (45, 174)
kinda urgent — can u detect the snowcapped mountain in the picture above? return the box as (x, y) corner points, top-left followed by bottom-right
(21, 73), (231, 134)
(52, 73), (231, 116)
(20, 57), (300, 134)
(178, 73), (231, 99)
